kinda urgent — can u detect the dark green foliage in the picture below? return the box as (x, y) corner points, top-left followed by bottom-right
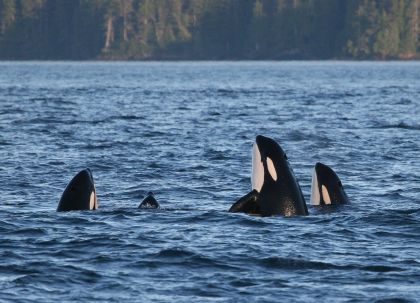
(0, 0), (418, 59)
(342, 0), (418, 59)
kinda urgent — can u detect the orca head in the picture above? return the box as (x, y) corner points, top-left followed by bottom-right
(252, 135), (288, 192)
(57, 168), (98, 211)
(310, 162), (349, 205)
(139, 192), (160, 209)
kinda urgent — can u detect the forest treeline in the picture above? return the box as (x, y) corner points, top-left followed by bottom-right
(0, 0), (418, 60)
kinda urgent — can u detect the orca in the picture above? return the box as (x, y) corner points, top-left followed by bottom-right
(57, 169), (98, 212)
(229, 135), (308, 216)
(310, 162), (349, 205)
(139, 192), (160, 209)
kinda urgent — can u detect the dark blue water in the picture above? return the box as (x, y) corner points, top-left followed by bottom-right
(0, 62), (419, 302)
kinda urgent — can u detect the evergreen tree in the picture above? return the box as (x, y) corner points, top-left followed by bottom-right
(0, 0), (16, 37)
(399, 0), (418, 57)
(0, 0), (418, 60)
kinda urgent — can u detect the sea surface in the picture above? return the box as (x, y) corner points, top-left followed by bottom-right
(0, 61), (419, 302)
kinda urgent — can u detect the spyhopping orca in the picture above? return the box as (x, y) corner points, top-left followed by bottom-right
(310, 162), (349, 205)
(139, 192), (160, 209)
(57, 169), (98, 212)
(229, 135), (308, 216)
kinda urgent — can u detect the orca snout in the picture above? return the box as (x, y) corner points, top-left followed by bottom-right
(310, 162), (349, 206)
(139, 192), (160, 209)
(57, 168), (98, 212)
(314, 162), (328, 172)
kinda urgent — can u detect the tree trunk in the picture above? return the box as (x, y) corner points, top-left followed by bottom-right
(416, 0), (419, 44)
(104, 16), (114, 51)
(123, 16), (128, 42)
(122, 0), (128, 42)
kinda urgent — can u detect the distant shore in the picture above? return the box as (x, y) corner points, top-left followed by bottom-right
(1, 57), (419, 62)
(1, 1), (418, 63)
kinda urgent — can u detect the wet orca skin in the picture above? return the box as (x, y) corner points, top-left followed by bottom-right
(57, 169), (98, 212)
(310, 162), (349, 206)
(229, 135), (308, 216)
(139, 192), (160, 209)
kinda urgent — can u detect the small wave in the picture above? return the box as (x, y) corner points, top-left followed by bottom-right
(258, 257), (403, 272)
(0, 274), (27, 283)
(361, 265), (402, 273)
(0, 107), (25, 114)
(208, 111), (222, 116)
(372, 122), (420, 131)
(108, 114), (140, 121)
(229, 278), (259, 288)
(389, 208), (420, 215)
(232, 216), (272, 227)
(259, 257), (342, 270)
(0, 264), (35, 275)
(203, 148), (229, 160)
(395, 98), (412, 105)
(156, 248), (196, 258)
(375, 298), (414, 303)
(6, 227), (47, 236)
(181, 210), (225, 223)
(311, 91), (363, 100)
(54, 216), (93, 225)
(12, 265), (101, 285)
(46, 160), (66, 166)
(82, 142), (124, 150)
(287, 130), (309, 141)
(28, 97), (65, 103)
(0, 140), (12, 146)
(12, 117), (107, 126)
(360, 209), (420, 227)
(216, 88), (236, 96)
(0, 251), (23, 259)
(143, 131), (167, 138)
(0, 220), (19, 231)
(188, 164), (209, 170)
(148, 248), (238, 270)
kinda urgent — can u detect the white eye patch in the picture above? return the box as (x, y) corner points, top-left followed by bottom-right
(322, 185), (331, 205)
(89, 190), (97, 210)
(266, 157), (277, 181)
(251, 143), (264, 192)
(310, 169), (320, 205)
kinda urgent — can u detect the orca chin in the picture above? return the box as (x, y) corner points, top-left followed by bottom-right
(229, 135), (308, 216)
(57, 169), (98, 212)
(310, 162), (349, 206)
(139, 192), (160, 209)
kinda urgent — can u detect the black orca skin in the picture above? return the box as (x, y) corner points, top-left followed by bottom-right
(230, 135), (308, 216)
(311, 162), (349, 206)
(139, 192), (160, 209)
(57, 169), (98, 212)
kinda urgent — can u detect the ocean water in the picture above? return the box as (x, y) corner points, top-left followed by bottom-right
(0, 61), (419, 302)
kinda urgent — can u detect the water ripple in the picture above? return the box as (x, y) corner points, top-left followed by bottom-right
(0, 62), (419, 302)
